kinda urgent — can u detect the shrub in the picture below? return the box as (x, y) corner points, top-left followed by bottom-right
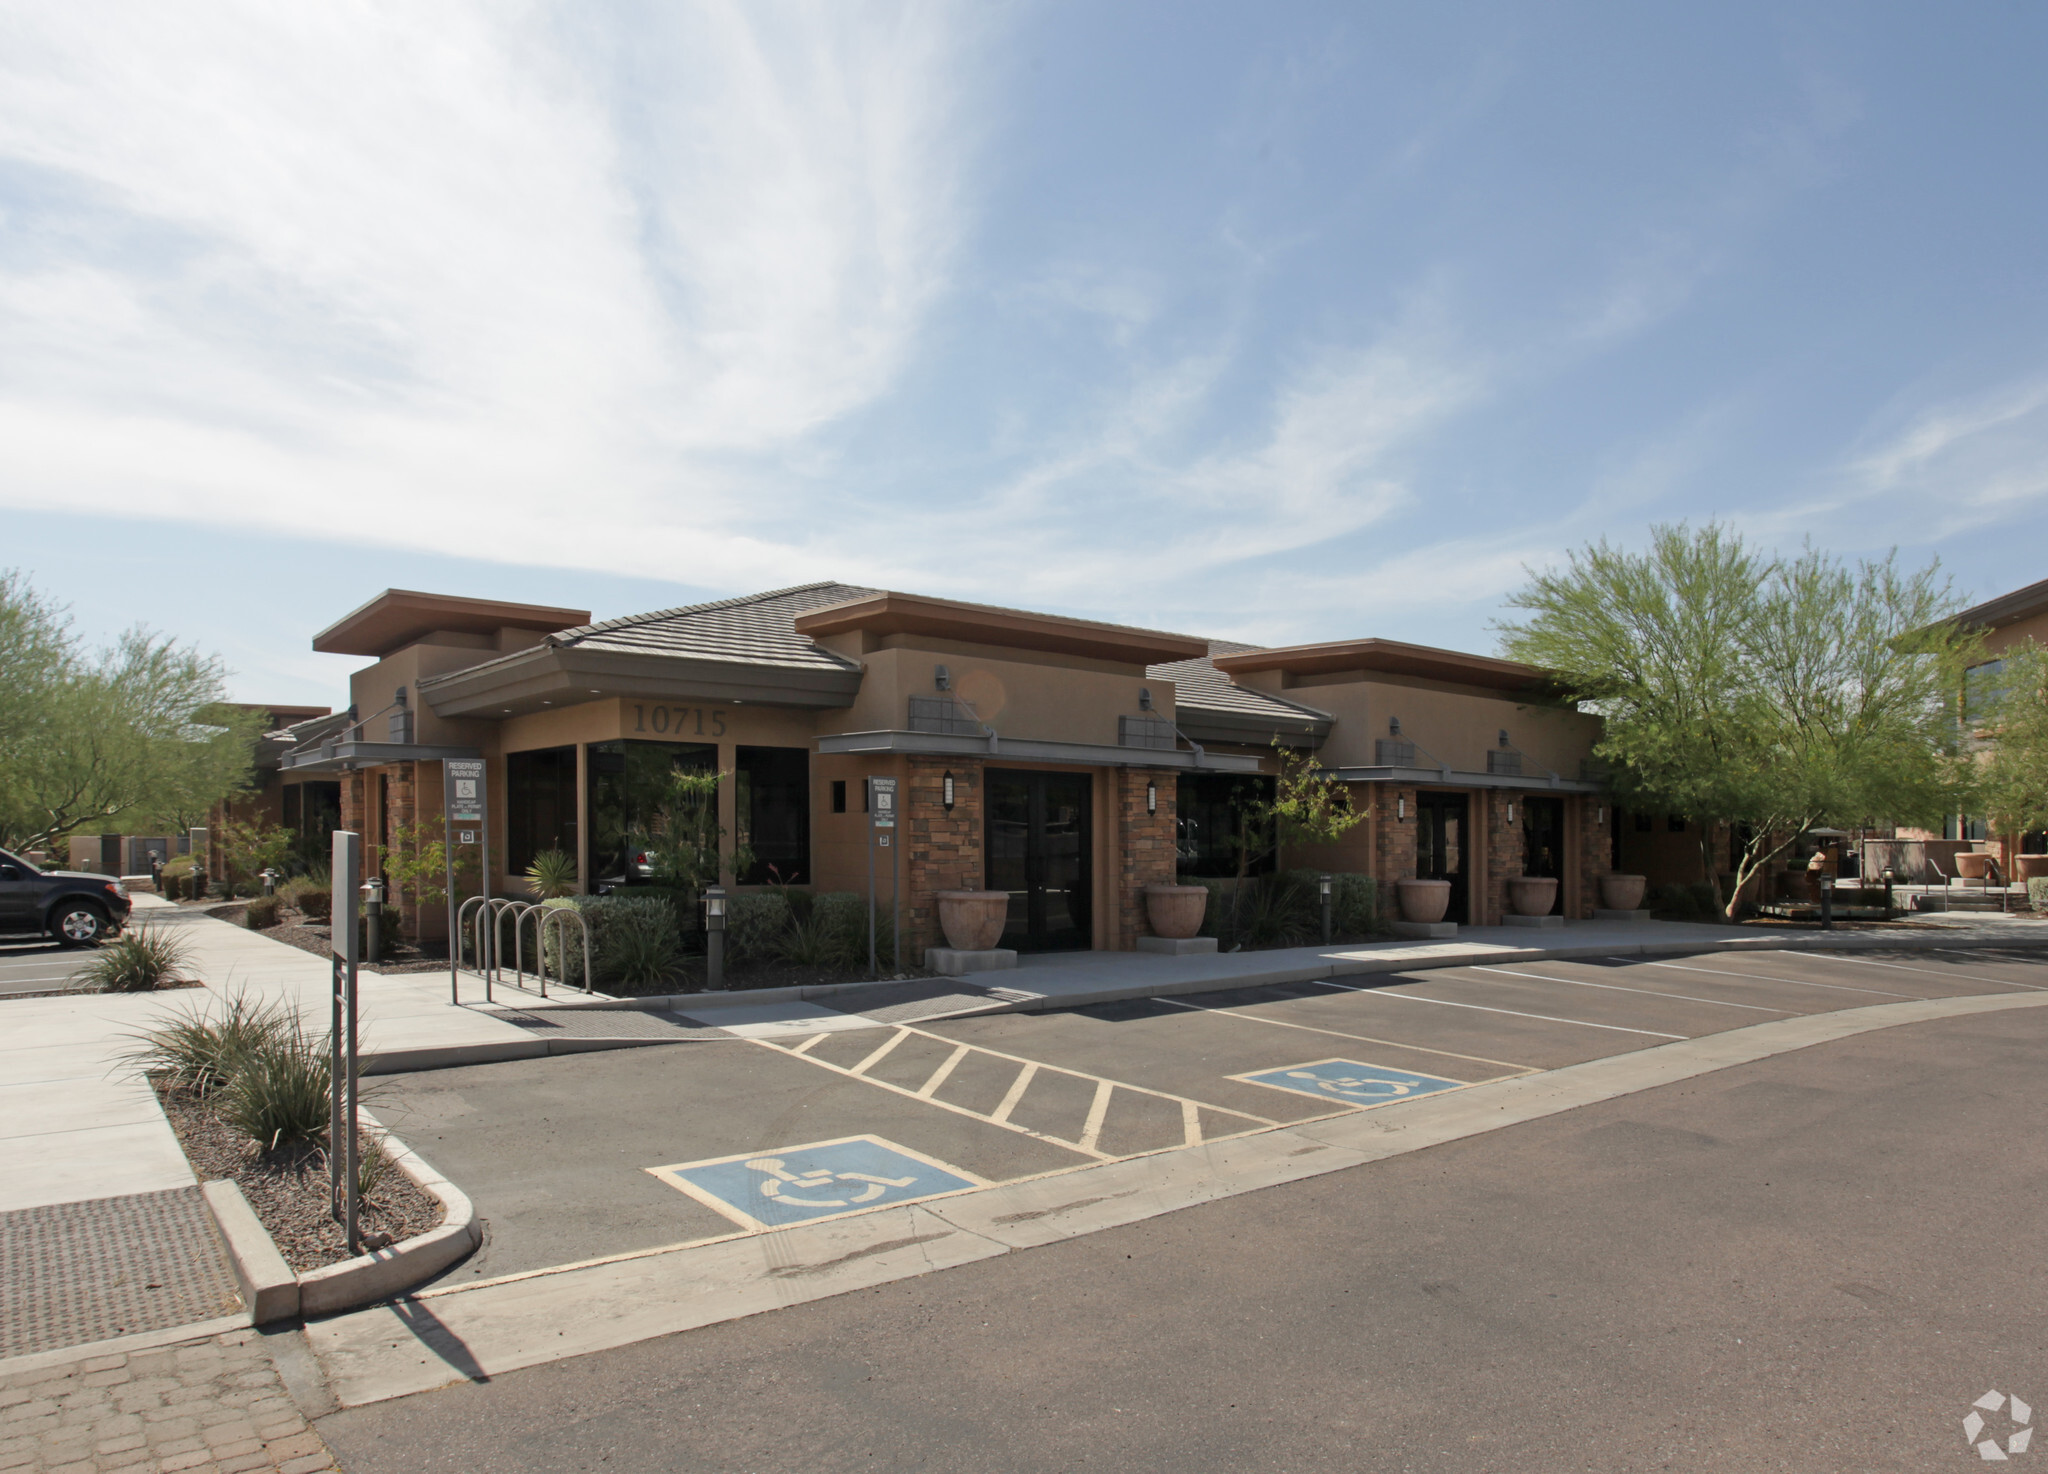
(727, 891), (793, 963)
(160, 855), (198, 900)
(122, 990), (294, 1095)
(276, 875), (324, 913)
(2030, 876), (2048, 913)
(297, 885), (333, 922)
(1646, 882), (1721, 921)
(220, 1020), (333, 1152)
(603, 919), (683, 990)
(244, 895), (281, 930)
(75, 927), (191, 992)
(542, 892), (686, 989)
(809, 891), (895, 971)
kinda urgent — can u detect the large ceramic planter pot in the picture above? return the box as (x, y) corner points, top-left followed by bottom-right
(1598, 873), (1647, 911)
(1506, 875), (1558, 917)
(1396, 878), (1452, 924)
(936, 890), (1008, 951)
(1956, 852), (1994, 881)
(2015, 855), (2048, 882)
(1144, 884), (1210, 940)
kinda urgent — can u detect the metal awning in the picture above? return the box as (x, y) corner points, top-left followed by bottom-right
(816, 730), (1262, 773)
(278, 741), (482, 773)
(1319, 764), (1601, 793)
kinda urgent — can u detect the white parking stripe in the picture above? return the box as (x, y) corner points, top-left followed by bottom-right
(1077, 1079), (1115, 1155)
(989, 1063), (1039, 1125)
(1643, 960), (1916, 999)
(1820, 953), (2048, 990)
(848, 1029), (910, 1077)
(1320, 980), (1688, 1039)
(1155, 995), (1537, 1073)
(1460, 965), (1798, 1014)
(916, 1044), (971, 1098)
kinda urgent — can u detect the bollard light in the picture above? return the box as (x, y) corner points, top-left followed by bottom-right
(260, 867), (280, 898)
(1319, 873), (1333, 945)
(704, 884), (728, 991)
(361, 877), (385, 965)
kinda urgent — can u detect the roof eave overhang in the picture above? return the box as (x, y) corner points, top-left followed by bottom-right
(794, 594), (1209, 667)
(419, 646), (864, 716)
(1173, 705), (1331, 750)
(816, 730), (1262, 773)
(1321, 765), (1602, 793)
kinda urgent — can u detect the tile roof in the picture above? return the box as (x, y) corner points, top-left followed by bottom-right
(1149, 642), (1332, 723)
(552, 581), (879, 671)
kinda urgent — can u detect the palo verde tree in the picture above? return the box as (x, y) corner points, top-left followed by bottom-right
(1497, 524), (1977, 921)
(1972, 641), (2048, 844)
(0, 572), (266, 853)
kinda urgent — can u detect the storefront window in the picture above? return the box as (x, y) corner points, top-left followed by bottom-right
(736, 746), (810, 884)
(507, 747), (579, 876)
(1176, 773), (1276, 878)
(282, 781), (340, 869)
(586, 740), (715, 887)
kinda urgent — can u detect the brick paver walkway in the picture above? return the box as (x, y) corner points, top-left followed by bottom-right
(0, 1330), (337, 1474)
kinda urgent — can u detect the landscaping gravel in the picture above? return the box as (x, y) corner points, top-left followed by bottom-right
(153, 1081), (443, 1272)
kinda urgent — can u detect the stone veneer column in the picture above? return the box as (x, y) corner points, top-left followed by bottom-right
(904, 757), (984, 957)
(387, 762), (419, 937)
(1113, 767), (1179, 949)
(1484, 791), (1530, 926)
(1372, 785), (1419, 923)
(1576, 796), (1607, 919)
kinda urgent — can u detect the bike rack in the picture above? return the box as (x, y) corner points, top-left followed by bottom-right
(539, 906), (595, 996)
(491, 899), (542, 997)
(455, 894), (494, 1003)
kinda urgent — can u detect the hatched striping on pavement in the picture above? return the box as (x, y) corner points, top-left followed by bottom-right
(0, 1187), (243, 1358)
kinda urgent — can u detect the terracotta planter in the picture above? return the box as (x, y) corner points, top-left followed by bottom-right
(2016, 855), (2048, 881)
(1144, 884), (1210, 940)
(1506, 875), (1558, 917)
(1396, 878), (1452, 924)
(1956, 852), (1994, 880)
(1598, 873), (1647, 911)
(935, 890), (1008, 952)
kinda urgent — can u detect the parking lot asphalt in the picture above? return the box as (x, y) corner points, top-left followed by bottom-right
(373, 944), (2048, 1288)
(320, 987), (2048, 1474)
(0, 941), (94, 997)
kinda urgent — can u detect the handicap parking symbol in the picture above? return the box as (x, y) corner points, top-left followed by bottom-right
(648, 1135), (985, 1230)
(1231, 1057), (1468, 1108)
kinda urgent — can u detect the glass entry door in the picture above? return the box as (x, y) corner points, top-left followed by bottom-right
(1521, 796), (1565, 914)
(1415, 792), (1469, 924)
(985, 770), (1093, 952)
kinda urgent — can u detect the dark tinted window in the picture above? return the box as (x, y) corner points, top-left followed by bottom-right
(737, 746), (810, 884)
(587, 740), (715, 886)
(507, 746), (580, 875)
(1175, 773), (1276, 879)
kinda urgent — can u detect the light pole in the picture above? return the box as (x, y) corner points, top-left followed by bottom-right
(704, 885), (727, 991)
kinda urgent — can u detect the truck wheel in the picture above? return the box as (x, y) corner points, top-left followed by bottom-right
(53, 902), (110, 947)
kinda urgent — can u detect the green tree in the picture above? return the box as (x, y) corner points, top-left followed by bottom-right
(216, 818), (293, 893)
(0, 573), (265, 852)
(1256, 741), (1363, 862)
(632, 768), (753, 894)
(1974, 642), (2048, 843)
(1498, 524), (1977, 920)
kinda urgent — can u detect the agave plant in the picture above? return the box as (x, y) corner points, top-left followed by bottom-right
(524, 848), (579, 899)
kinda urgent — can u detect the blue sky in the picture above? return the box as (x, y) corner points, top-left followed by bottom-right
(4, 2), (2046, 707)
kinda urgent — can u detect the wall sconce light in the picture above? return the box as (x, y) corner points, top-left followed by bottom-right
(934, 664), (951, 691)
(1145, 779), (1158, 816)
(1397, 797), (1407, 821)
(942, 771), (956, 812)
(1499, 729), (1510, 748)
(1389, 716), (1402, 736)
(1139, 687), (1154, 711)
(1506, 802), (1516, 823)
(1597, 806), (1606, 824)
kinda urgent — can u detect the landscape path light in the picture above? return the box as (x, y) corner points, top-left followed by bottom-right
(361, 876), (385, 965)
(704, 884), (728, 990)
(1319, 873), (1333, 945)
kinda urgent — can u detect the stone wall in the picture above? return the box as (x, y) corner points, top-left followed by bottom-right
(1114, 767), (1179, 947)
(904, 756), (984, 957)
(1483, 791), (1523, 926)
(1576, 794), (1608, 918)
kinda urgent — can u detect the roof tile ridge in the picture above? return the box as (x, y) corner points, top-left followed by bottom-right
(554, 581), (870, 645)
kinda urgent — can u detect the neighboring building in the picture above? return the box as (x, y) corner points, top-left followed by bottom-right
(278, 584), (1616, 952)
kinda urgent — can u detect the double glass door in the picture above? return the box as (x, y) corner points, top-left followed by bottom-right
(1521, 796), (1564, 914)
(985, 770), (1093, 952)
(1415, 792), (1469, 924)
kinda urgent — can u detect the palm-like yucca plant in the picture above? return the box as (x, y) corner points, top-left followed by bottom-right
(75, 926), (191, 993)
(524, 848), (579, 899)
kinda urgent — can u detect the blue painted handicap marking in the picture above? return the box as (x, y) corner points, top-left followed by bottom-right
(648, 1135), (985, 1231)
(1231, 1057), (1467, 1107)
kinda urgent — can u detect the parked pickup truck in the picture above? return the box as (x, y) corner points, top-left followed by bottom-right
(0, 849), (132, 944)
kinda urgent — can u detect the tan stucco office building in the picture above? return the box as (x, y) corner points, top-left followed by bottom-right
(275, 583), (1612, 954)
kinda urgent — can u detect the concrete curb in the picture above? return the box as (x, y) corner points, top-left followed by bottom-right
(0, 1314), (252, 1382)
(196, 1110), (483, 1324)
(468, 973), (941, 1016)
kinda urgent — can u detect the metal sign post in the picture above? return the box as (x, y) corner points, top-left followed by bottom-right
(868, 776), (897, 980)
(329, 830), (362, 1254)
(445, 759), (487, 1004)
